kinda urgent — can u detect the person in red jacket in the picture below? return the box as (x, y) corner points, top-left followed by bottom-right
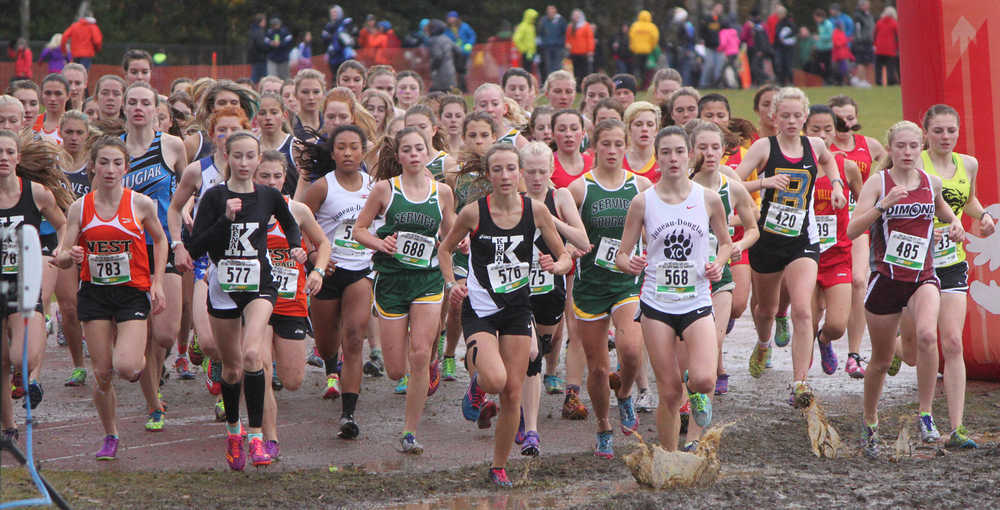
(873, 6), (898, 86)
(565, 9), (595, 88)
(61, 12), (103, 69)
(7, 38), (33, 81)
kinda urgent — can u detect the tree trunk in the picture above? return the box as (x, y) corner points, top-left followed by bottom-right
(20, 0), (29, 41)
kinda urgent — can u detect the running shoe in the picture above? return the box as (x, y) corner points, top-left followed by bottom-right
(64, 367), (87, 387)
(681, 440), (699, 452)
(714, 373), (729, 395)
(400, 432), (423, 454)
(520, 431), (540, 456)
(789, 381), (814, 409)
(95, 435), (119, 461)
(561, 389), (588, 420)
(635, 388), (656, 413)
(248, 437), (272, 467)
(264, 439), (280, 460)
(10, 372), (24, 399)
(334, 356), (343, 376)
(226, 434), (246, 471)
(55, 314), (66, 346)
(688, 389), (712, 428)
(214, 398), (226, 422)
(272, 372), (283, 391)
(515, 410), (526, 445)
(489, 467), (513, 488)
(477, 401), (498, 429)
(45, 313), (55, 339)
(944, 425), (978, 449)
(608, 370), (622, 391)
(206, 360), (222, 395)
(307, 347), (324, 368)
(861, 422), (880, 459)
(145, 407), (165, 431)
(543, 374), (565, 395)
(1, 428), (18, 443)
(26, 380), (43, 409)
(845, 353), (866, 379)
(338, 415), (360, 440)
(462, 374), (486, 421)
(748, 343), (772, 378)
(887, 355), (902, 377)
(442, 357), (457, 381)
(393, 375), (408, 395)
(607, 329), (616, 351)
(919, 414), (941, 443)
(595, 430), (614, 459)
(817, 334), (838, 375)
(773, 316), (790, 347)
(618, 395), (638, 435)
(427, 361), (441, 397)
(436, 332), (446, 360)
(679, 400), (690, 434)
(189, 338), (204, 366)
(174, 356), (195, 380)
(323, 374), (342, 400)
(363, 354), (385, 377)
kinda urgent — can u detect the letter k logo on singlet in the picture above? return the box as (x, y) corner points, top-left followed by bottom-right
(493, 235), (524, 264)
(225, 223), (258, 257)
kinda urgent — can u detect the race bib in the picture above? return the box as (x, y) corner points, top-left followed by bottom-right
(816, 215), (837, 253)
(654, 261), (697, 299)
(932, 226), (959, 268)
(394, 232), (435, 268)
(884, 231), (929, 270)
(1, 242), (17, 274)
(218, 259), (261, 292)
(88, 253), (131, 285)
(487, 262), (529, 294)
(708, 234), (718, 263)
(764, 202), (806, 237)
(530, 261), (555, 295)
(273, 265), (298, 299)
(595, 237), (623, 273)
(333, 220), (365, 252)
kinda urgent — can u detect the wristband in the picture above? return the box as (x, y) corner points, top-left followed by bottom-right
(445, 281), (457, 291)
(171, 240), (183, 250)
(311, 267), (325, 276)
(830, 178), (844, 188)
(875, 200), (886, 214)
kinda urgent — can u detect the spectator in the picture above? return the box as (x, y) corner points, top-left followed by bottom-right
(812, 9), (834, 83)
(610, 23), (631, 75)
(247, 13), (270, 83)
(427, 19), (459, 92)
(358, 15), (378, 50)
(749, 11), (774, 86)
(874, 6), (899, 86)
(853, 0), (876, 85)
(537, 5), (569, 81)
(565, 9), (595, 88)
(513, 8), (539, 73)
(664, 7), (696, 85)
(321, 5), (356, 77)
(61, 11), (102, 69)
(829, 3), (854, 39)
(40, 34), (69, 74)
(718, 22), (740, 87)
(831, 19), (854, 85)
(773, 5), (796, 85)
(381, 21), (402, 49)
(266, 17), (295, 79)
(699, 3), (725, 89)
(292, 31), (314, 75)
(628, 10), (659, 87)
(7, 38), (32, 82)
(765, 3), (782, 45)
(796, 26), (815, 71)
(445, 11), (475, 92)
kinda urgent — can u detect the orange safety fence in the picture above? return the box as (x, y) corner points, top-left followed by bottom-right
(1, 40), (517, 97)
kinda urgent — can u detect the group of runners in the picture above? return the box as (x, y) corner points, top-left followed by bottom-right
(0, 49), (994, 486)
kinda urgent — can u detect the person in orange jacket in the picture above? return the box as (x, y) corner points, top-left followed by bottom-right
(7, 38), (33, 81)
(61, 11), (103, 69)
(565, 9), (595, 88)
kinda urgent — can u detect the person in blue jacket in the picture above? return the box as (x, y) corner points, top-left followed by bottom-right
(266, 17), (295, 79)
(322, 5), (356, 77)
(445, 11), (476, 92)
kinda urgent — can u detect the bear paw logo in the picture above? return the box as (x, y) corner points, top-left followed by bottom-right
(966, 203), (1000, 314)
(663, 230), (693, 261)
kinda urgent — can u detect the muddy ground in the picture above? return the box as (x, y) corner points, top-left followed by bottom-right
(2, 316), (1000, 509)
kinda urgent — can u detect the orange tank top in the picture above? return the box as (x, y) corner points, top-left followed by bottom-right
(78, 189), (151, 290)
(267, 199), (308, 317)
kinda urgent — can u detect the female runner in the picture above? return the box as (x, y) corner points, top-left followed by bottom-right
(616, 125), (732, 451)
(438, 95), (467, 154)
(36, 74), (70, 143)
(473, 83), (528, 148)
(93, 75), (125, 122)
(550, 109), (592, 189)
(542, 70), (577, 111)
(395, 71), (423, 112)
(405, 104), (458, 182)
(897, 105), (996, 447)
(733, 87), (846, 407)
(8, 80), (40, 129)
(362, 89), (395, 139)
(622, 101), (661, 183)
(51, 136), (167, 460)
(336, 60), (367, 99)
(290, 69), (326, 139)
(502, 68), (536, 114)
(183, 131), (305, 470)
(846, 121), (963, 458)
(568, 119), (652, 457)
(257, 92), (299, 195)
(665, 88), (700, 127)
(353, 127), (456, 454)
(527, 106), (553, 145)
(439, 143), (571, 487)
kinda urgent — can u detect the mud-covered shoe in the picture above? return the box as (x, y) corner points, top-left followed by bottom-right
(773, 315), (790, 347)
(400, 432), (423, 455)
(515, 409), (526, 445)
(944, 425), (977, 449)
(248, 437), (272, 467)
(462, 374), (486, 421)
(95, 435), (119, 461)
(214, 398), (226, 422)
(427, 361), (441, 397)
(145, 407), (165, 431)
(608, 370), (622, 391)
(861, 422), (880, 458)
(817, 333), (838, 375)
(543, 374), (565, 394)
(10, 372), (24, 399)
(174, 356), (195, 380)
(189, 338), (204, 366)
(477, 401), (498, 429)
(595, 430), (614, 459)
(714, 373), (729, 395)
(618, 395), (638, 435)
(393, 375), (408, 395)
(26, 380), (43, 409)
(919, 414), (941, 443)
(845, 353), (866, 379)
(888, 355), (902, 377)
(520, 431), (540, 456)
(688, 390), (712, 428)
(749, 343), (772, 378)
(363, 354), (385, 377)
(681, 440), (699, 452)
(226, 434), (246, 471)
(206, 360), (222, 395)
(442, 357), (457, 381)
(489, 467), (513, 488)
(264, 439), (280, 460)
(307, 347), (324, 368)
(561, 389), (588, 420)
(64, 367), (87, 387)
(338, 415), (360, 440)
(789, 381), (814, 409)
(634, 387), (656, 412)
(679, 400), (690, 434)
